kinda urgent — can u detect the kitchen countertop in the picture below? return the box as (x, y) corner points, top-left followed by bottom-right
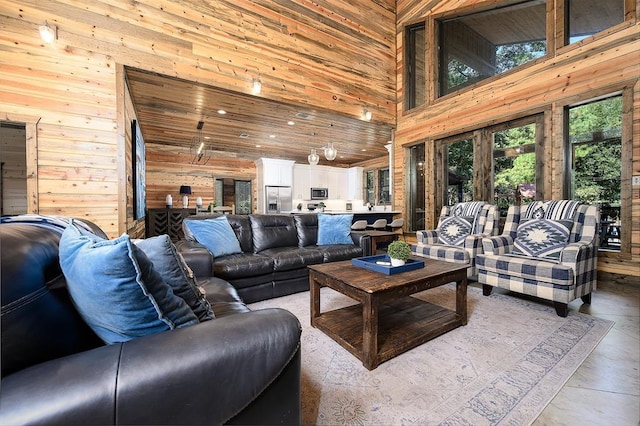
(287, 210), (401, 214)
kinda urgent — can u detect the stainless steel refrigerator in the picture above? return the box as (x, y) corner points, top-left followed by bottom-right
(265, 186), (292, 213)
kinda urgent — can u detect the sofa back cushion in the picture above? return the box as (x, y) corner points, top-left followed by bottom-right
(249, 214), (298, 253)
(293, 214), (318, 247)
(1, 222), (102, 377)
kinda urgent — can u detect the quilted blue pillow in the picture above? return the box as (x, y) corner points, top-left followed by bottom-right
(59, 221), (199, 344)
(437, 216), (473, 245)
(512, 219), (572, 260)
(184, 216), (242, 257)
(134, 235), (214, 322)
(317, 213), (354, 245)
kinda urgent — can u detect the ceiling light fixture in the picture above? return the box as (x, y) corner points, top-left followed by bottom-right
(39, 21), (57, 44)
(190, 121), (211, 165)
(363, 108), (372, 121)
(217, 109), (226, 114)
(251, 79), (262, 94)
(308, 148), (319, 166)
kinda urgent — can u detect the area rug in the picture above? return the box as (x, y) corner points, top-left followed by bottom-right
(249, 284), (613, 425)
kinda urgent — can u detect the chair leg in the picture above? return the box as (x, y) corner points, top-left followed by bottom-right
(581, 293), (592, 304)
(553, 302), (569, 317)
(482, 284), (493, 296)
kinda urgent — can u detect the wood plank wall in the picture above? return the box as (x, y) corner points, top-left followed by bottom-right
(395, 0), (640, 278)
(0, 0), (395, 237)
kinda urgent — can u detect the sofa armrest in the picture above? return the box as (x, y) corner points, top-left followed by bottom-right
(481, 235), (514, 255)
(0, 309), (302, 426)
(350, 232), (372, 257)
(416, 229), (438, 244)
(176, 239), (214, 278)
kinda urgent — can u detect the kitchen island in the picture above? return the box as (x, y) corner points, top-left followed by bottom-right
(289, 210), (401, 226)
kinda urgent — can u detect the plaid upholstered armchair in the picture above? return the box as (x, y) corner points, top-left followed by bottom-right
(411, 202), (500, 278)
(476, 200), (599, 317)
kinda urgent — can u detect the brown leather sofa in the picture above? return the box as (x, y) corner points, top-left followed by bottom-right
(0, 216), (301, 425)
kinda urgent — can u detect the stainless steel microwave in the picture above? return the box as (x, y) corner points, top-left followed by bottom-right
(310, 188), (328, 200)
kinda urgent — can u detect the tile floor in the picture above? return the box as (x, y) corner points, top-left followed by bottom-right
(504, 279), (640, 426)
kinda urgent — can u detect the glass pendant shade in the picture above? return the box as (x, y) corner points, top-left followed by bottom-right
(324, 142), (337, 161)
(308, 148), (319, 165)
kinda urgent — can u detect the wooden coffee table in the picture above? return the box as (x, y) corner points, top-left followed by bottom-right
(308, 258), (468, 370)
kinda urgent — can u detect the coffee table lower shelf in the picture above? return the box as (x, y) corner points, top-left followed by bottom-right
(312, 296), (464, 369)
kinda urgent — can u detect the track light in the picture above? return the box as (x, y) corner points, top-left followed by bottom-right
(364, 108), (372, 121)
(251, 79), (262, 94)
(39, 21), (57, 44)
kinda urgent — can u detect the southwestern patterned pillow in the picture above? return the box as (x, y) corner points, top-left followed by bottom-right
(512, 219), (572, 260)
(437, 216), (473, 246)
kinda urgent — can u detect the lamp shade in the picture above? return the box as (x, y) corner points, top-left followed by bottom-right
(179, 185), (192, 195)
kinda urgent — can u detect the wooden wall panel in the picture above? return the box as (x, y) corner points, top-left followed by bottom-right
(396, 1), (640, 276)
(0, 0), (395, 237)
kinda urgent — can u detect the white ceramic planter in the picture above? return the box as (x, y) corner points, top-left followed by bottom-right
(390, 258), (405, 267)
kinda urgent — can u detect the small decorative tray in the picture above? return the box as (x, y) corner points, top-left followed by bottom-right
(351, 255), (425, 275)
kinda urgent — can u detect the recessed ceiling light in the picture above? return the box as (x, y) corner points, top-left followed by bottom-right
(269, 134), (276, 138)
(361, 148), (367, 152)
(287, 120), (295, 126)
(204, 136), (211, 140)
(217, 109), (226, 114)
(256, 144), (261, 148)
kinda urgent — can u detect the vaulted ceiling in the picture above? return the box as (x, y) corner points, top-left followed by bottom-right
(126, 68), (395, 167)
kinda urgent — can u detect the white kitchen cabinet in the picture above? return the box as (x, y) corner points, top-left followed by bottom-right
(255, 158), (294, 187)
(308, 165), (329, 189)
(292, 163), (310, 199)
(327, 167), (348, 199)
(347, 167), (364, 200)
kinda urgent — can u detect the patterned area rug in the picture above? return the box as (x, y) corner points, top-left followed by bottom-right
(249, 284), (613, 425)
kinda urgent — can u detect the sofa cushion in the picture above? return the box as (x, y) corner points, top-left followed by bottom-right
(184, 216), (243, 258)
(512, 219), (572, 260)
(317, 214), (354, 245)
(437, 216), (473, 246)
(133, 235), (214, 322)
(293, 214), (318, 247)
(311, 244), (364, 262)
(250, 215), (298, 253)
(59, 221), (199, 344)
(213, 253), (275, 279)
(477, 253), (574, 287)
(260, 247), (325, 272)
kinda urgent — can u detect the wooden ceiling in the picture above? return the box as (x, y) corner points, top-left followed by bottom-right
(126, 68), (394, 167)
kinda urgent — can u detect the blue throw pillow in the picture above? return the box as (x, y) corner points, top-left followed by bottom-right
(317, 213), (354, 245)
(184, 216), (242, 257)
(59, 221), (199, 344)
(134, 235), (214, 322)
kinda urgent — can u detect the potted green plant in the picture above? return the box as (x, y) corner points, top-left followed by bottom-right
(387, 240), (411, 266)
(317, 201), (326, 212)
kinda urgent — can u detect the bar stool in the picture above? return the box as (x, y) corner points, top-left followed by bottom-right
(351, 220), (368, 231)
(367, 219), (387, 230)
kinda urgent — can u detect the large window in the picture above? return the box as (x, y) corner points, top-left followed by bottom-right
(408, 144), (425, 231)
(568, 95), (622, 252)
(493, 120), (539, 216)
(438, 1), (546, 96)
(446, 138), (474, 205)
(566, 0), (624, 44)
(364, 168), (390, 205)
(405, 23), (426, 110)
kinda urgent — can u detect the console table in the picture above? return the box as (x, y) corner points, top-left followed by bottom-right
(146, 208), (196, 241)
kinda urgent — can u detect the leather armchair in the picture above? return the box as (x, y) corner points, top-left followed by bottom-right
(0, 217), (302, 425)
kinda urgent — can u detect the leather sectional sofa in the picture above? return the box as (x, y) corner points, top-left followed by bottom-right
(177, 213), (371, 303)
(0, 217), (302, 425)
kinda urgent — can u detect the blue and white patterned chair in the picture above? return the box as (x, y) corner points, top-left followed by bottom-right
(411, 201), (500, 278)
(476, 200), (599, 317)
